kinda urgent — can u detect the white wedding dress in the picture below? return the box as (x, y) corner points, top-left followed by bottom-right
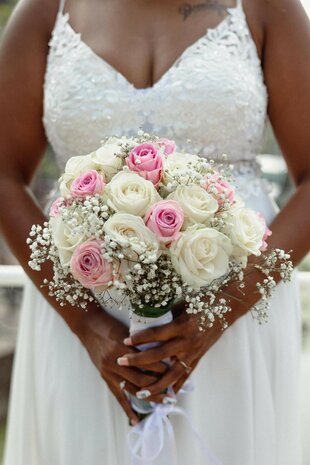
(3, 0), (302, 464)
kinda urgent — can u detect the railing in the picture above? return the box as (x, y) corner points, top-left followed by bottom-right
(0, 265), (27, 287)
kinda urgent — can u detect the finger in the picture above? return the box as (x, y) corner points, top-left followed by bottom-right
(114, 375), (167, 405)
(173, 373), (188, 395)
(173, 359), (198, 394)
(113, 376), (140, 398)
(118, 340), (183, 367)
(122, 342), (170, 374)
(136, 360), (185, 397)
(123, 321), (182, 347)
(139, 360), (169, 375)
(122, 357), (169, 375)
(107, 379), (139, 426)
(114, 365), (159, 388)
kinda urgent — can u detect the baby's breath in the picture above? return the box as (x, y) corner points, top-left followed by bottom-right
(27, 133), (294, 330)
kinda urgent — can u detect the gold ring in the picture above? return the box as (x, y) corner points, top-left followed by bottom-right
(178, 359), (192, 374)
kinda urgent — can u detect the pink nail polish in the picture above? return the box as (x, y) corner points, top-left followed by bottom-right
(123, 337), (132, 346)
(117, 357), (129, 366)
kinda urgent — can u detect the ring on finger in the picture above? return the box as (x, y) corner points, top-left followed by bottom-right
(178, 359), (192, 375)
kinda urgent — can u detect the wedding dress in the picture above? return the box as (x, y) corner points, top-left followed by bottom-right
(3, 0), (302, 464)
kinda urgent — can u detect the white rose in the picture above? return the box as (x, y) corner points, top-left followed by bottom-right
(59, 154), (97, 196)
(103, 213), (160, 260)
(91, 144), (123, 182)
(170, 226), (232, 289)
(226, 207), (265, 256)
(168, 185), (218, 229)
(50, 215), (88, 267)
(105, 171), (161, 217)
(162, 152), (199, 187)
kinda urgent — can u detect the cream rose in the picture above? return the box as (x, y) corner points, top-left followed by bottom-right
(162, 152), (199, 187)
(59, 154), (97, 196)
(103, 213), (160, 260)
(105, 171), (161, 217)
(170, 226), (232, 289)
(226, 207), (266, 256)
(50, 215), (88, 267)
(91, 144), (123, 182)
(168, 185), (218, 229)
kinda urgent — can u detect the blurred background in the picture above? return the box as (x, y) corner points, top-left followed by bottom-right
(0, 0), (310, 463)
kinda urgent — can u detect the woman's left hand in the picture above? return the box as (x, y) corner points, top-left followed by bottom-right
(117, 307), (226, 399)
(117, 266), (259, 400)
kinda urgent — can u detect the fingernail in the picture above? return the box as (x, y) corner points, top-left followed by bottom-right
(163, 396), (177, 405)
(136, 389), (151, 399)
(131, 419), (139, 426)
(117, 357), (129, 366)
(123, 337), (132, 346)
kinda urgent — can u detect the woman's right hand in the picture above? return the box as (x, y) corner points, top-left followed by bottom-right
(76, 307), (168, 425)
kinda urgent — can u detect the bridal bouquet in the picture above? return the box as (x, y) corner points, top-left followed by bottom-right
(28, 131), (292, 329)
(27, 131), (293, 462)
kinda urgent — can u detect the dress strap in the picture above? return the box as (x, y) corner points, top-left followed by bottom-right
(58, 0), (66, 13)
(236, 0), (243, 10)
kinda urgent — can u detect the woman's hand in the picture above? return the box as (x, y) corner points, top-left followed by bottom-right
(118, 265), (265, 399)
(76, 308), (168, 425)
(116, 310), (222, 399)
(117, 293), (250, 399)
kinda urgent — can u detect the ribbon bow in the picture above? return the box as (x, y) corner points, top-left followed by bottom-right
(128, 402), (223, 465)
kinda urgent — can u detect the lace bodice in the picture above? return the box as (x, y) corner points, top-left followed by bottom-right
(43, 0), (268, 172)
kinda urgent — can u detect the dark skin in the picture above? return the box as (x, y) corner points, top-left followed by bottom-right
(178, 1), (232, 21)
(59, 0), (264, 89)
(0, 0), (309, 425)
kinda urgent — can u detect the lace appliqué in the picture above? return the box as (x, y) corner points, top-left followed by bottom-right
(230, 159), (272, 200)
(43, 6), (270, 201)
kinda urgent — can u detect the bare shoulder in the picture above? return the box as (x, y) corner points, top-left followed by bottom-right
(253, 0), (309, 34)
(243, 0), (309, 62)
(4, 0), (60, 41)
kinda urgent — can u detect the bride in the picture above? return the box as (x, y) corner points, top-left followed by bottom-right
(1, 0), (310, 464)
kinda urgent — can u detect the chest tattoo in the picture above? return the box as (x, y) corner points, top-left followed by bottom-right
(178, 1), (230, 20)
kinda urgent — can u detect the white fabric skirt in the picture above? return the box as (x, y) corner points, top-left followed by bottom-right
(3, 176), (302, 465)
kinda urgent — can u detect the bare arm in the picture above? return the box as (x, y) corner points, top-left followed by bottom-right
(260, 0), (310, 261)
(0, 0), (94, 334)
(0, 0), (166, 423)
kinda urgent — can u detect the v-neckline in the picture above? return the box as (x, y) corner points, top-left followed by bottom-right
(59, 5), (240, 92)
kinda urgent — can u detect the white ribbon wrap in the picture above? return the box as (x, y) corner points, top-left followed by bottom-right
(127, 311), (222, 465)
(129, 311), (174, 351)
(128, 402), (223, 465)
(128, 310), (174, 415)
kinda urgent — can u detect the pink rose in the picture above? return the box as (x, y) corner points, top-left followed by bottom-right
(49, 197), (66, 217)
(70, 239), (113, 290)
(203, 174), (235, 205)
(126, 143), (163, 187)
(257, 213), (272, 251)
(157, 138), (176, 156)
(144, 200), (184, 244)
(70, 170), (105, 198)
